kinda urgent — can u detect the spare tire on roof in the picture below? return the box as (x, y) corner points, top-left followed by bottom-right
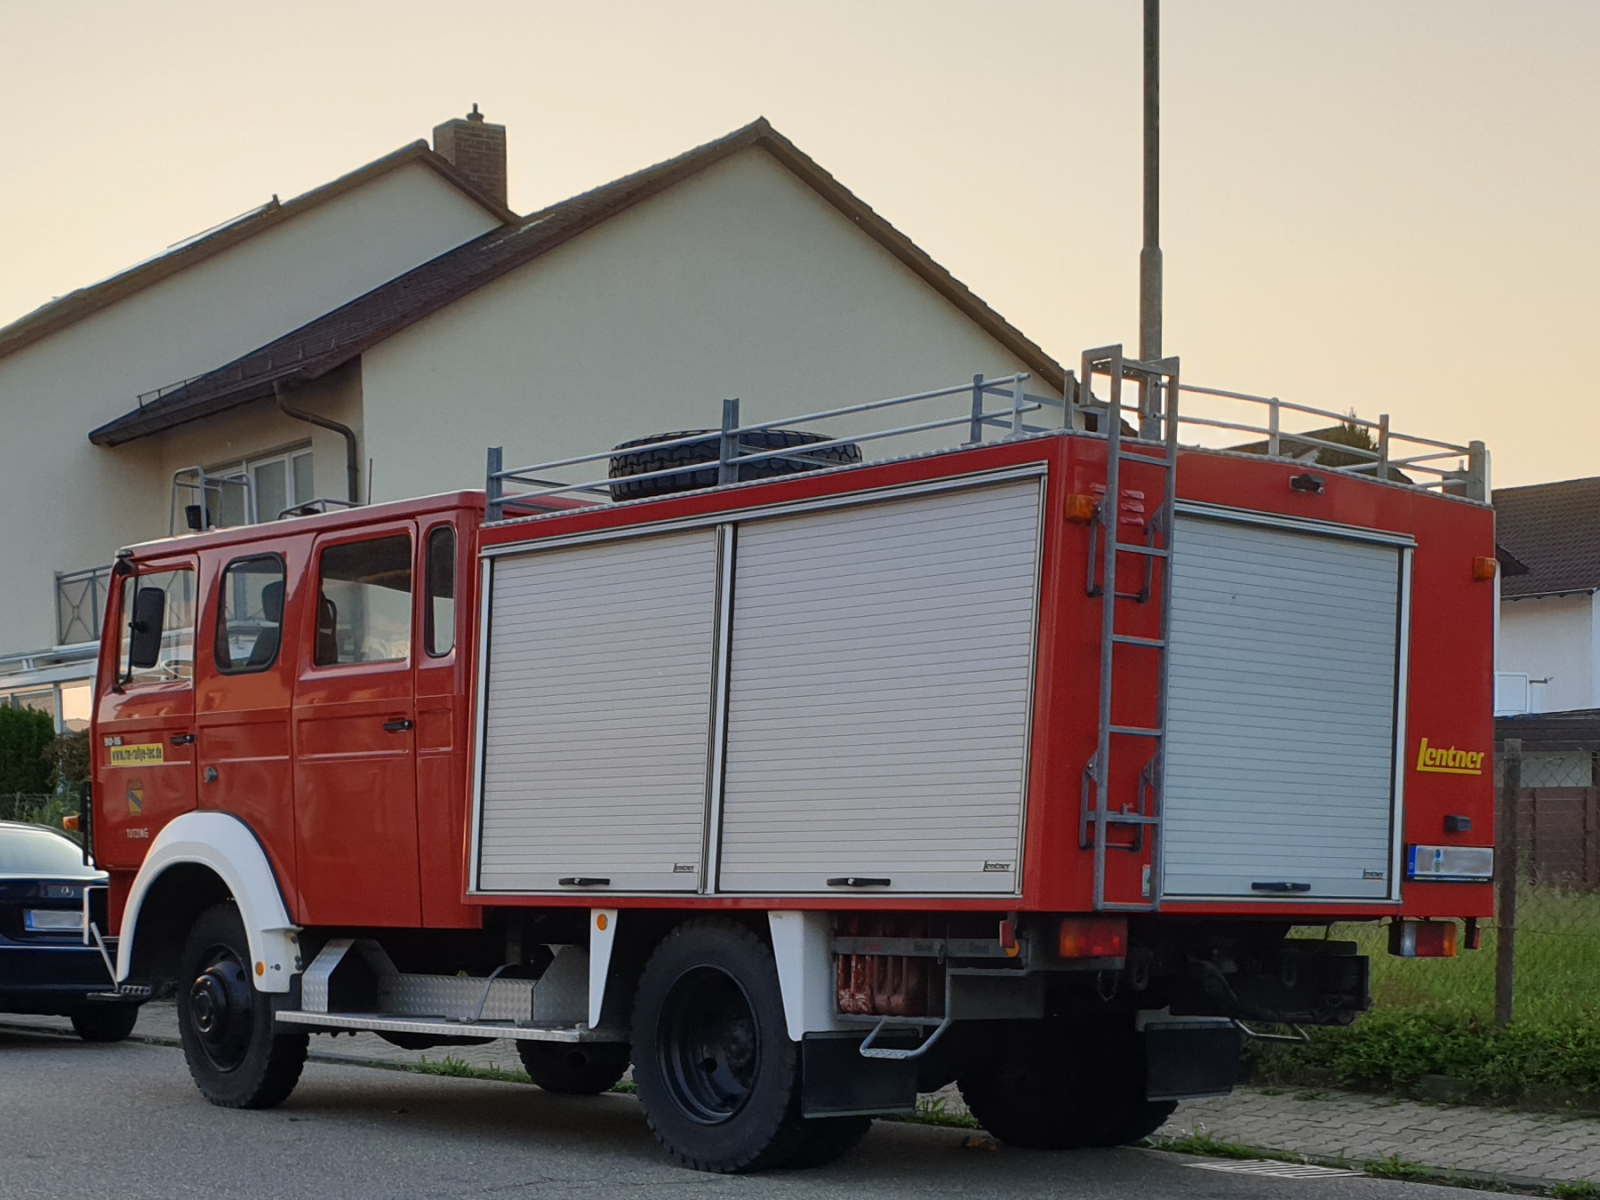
(607, 428), (862, 502)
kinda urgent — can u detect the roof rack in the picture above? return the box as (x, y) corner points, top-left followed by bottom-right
(483, 346), (1488, 523)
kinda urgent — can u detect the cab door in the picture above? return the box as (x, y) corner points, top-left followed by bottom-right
(95, 559), (199, 873)
(291, 524), (421, 926)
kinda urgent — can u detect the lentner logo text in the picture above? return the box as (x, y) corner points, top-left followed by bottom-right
(1415, 738), (1484, 776)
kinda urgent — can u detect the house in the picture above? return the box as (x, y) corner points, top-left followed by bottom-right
(1493, 474), (1600, 788)
(0, 111), (1065, 729)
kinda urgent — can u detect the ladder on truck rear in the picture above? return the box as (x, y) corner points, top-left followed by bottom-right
(1078, 346), (1180, 912)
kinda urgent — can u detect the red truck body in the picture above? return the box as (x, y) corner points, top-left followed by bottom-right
(85, 358), (1497, 1170)
(94, 433), (1496, 929)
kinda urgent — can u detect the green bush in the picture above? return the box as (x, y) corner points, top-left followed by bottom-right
(0, 707), (54, 794)
(1252, 1008), (1600, 1100)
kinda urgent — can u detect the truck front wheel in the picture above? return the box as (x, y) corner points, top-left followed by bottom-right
(630, 918), (810, 1172)
(176, 901), (307, 1109)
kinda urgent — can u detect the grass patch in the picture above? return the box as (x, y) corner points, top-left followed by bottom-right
(1333, 889), (1600, 1028)
(1553, 1184), (1600, 1199)
(1148, 1131), (1269, 1160)
(1364, 1154), (1441, 1182)
(1250, 1008), (1600, 1100)
(1251, 889), (1600, 1103)
(414, 1055), (531, 1084)
(882, 1095), (981, 1130)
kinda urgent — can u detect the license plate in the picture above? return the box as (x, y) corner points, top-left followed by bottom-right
(24, 909), (84, 933)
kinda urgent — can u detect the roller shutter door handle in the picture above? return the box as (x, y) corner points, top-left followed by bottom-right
(383, 719), (414, 733)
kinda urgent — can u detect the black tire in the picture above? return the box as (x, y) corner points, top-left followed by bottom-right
(69, 1003), (140, 1043)
(787, 1115), (873, 1168)
(517, 1040), (631, 1095)
(631, 918), (809, 1173)
(958, 1018), (1173, 1150)
(176, 901), (307, 1109)
(608, 429), (861, 501)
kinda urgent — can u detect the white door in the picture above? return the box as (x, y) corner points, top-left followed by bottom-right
(1160, 513), (1407, 901)
(717, 479), (1043, 894)
(475, 530), (719, 893)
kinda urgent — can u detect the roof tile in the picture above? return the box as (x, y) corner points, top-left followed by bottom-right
(1494, 475), (1600, 598)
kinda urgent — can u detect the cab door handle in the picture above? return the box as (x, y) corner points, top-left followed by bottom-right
(383, 719), (414, 733)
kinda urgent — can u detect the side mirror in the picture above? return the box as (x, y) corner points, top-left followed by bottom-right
(128, 586), (166, 670)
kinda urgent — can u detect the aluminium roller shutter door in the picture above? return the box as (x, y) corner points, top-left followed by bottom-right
(476, 530), (718, 893)
(1160, 515), (1405, 901)
(717, 479), (1042, 894)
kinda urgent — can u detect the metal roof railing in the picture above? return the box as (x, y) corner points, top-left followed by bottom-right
(483, 345), (1489, 523)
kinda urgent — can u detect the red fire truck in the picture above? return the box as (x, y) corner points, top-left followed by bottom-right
(87, 348), (1496, 1172)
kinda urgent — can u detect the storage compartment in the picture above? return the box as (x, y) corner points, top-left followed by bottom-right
(1160, 512), (1408, 900)
(472, 476), (1043, 896)
(716, 479), (1042, 894)
(475, 529), (719, 892)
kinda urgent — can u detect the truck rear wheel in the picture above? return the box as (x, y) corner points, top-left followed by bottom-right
(787, 1115), (873, 1167)
(69, 1003), (140, 1043)
(176, 901), (307, 1109)
(630, 918), (809, 1172)
(517, 1041), (631, 1095)
(957, 1018), (1174, 1150)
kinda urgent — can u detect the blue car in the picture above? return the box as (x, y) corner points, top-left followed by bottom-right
(0, 820), (140, 1042)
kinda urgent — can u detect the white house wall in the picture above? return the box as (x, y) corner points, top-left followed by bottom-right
(361, 147), (1060, 503)
(0, 163), (497, 656)
(1497, 592), (1596, 713)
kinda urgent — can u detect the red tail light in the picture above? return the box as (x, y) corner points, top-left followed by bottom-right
(1389, 919), (1457, 958)
(1058, 916), (1127, 960)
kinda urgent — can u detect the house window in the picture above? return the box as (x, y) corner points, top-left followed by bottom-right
(207, 446), (315, 526)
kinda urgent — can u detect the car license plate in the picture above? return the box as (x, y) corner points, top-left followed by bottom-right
(24, 909), (84, 933)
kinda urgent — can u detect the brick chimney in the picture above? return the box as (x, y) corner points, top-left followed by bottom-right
(433, 105), (507, 210)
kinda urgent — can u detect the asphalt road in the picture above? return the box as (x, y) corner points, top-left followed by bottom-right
(0, 1025), (1467, 1200)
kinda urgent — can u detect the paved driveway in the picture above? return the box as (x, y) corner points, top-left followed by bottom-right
(0, 1024), (1467, 1200)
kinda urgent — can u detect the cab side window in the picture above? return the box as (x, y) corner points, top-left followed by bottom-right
(118, 569), (196, 685)
(314, 535), (412, 666)
(215, 555), (286, 674)
(424, 526), (455, 658)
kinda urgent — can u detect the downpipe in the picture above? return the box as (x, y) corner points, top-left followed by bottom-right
(274, 381), (360, 507)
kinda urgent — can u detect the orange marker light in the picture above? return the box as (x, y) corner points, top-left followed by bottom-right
(61, 814), (80, 832)
(1471, 556), (1497, 582)
(1063, 494), (1098, 524)
(255, 961), (265, 976)
(595, 913), (609, 932)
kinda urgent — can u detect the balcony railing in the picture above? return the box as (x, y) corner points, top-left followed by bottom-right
(56, 565), (112, 647)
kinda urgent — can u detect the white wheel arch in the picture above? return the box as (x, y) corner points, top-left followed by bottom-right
(115, 811), (300, 994)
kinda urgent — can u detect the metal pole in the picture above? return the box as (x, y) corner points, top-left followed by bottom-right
(1139, 0), (1163, 371)
(485, 446), (503, 522)
(718, 399), (740, 486)
(1495, 737), (1521, 1027)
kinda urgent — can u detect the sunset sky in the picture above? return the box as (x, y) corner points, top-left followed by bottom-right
(2, 1), (1594, 487)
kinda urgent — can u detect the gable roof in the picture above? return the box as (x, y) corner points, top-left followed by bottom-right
(88, 118), (1065, 447)
(1, 142), (516, 366)
(1495, 475), (1600, 599)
